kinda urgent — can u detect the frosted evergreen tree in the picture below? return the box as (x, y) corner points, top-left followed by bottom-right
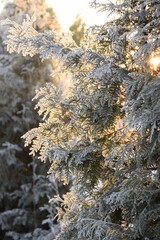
(1, 0), (160, 239)
(0, 0), (61, 239)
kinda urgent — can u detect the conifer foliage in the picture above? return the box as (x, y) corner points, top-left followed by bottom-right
(0, 0), (60, 239)
(1, 0), (160, 239)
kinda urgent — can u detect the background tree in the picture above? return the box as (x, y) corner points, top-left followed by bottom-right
(69, 14), (86, 46)
(0, 0), (61, 239)
(1, 0), (160, 239)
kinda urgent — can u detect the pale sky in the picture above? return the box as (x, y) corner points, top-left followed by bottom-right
(0, 0), (110, 31)
(0, 0), (5, 13)
(46, 0), (109, 31)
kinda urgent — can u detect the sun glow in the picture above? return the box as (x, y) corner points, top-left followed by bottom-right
(149, 56), (160, 70)
(149, 48), (160, 72)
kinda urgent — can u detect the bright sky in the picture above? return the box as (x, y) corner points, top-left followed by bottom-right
(46, 0), (109, 31)
(0, 0), (5, 13)
(0, 0), (110, 30)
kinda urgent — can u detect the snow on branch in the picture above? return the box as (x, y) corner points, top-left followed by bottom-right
(0, 14), (76, 61)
